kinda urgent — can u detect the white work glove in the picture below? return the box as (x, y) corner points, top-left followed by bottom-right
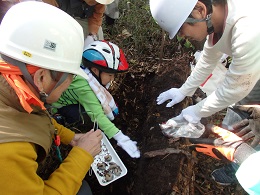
(84, 35), (95, 50)
(157, 88), (186, 107)
(113, 130), (140, 158)
(178, 105), (201, 124)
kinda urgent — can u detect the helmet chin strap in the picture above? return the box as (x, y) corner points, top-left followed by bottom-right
(89, 68), (108, 88)
(41, 72), (68, 103)
(184, 13), (214, 34)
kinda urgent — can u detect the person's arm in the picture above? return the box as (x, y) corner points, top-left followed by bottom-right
(71, 76), (140, 158)
(87, 3), (105, 35)
(51, 118), (75, 144)
(156, 42), (222, 109)
(72, 76), (119, 139)
(0, 142), (93, 194)
(188, 111), (260, 195)
(179, 41), (223, 96)
(78, 84), (120, 138)
(42, 0), (59, 7)
(189, 128), (260, 195)
(190, 16), (260, 119)
(63, 76), (140, 158)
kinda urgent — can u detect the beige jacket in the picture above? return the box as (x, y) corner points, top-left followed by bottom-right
(0, 75), (54, 161)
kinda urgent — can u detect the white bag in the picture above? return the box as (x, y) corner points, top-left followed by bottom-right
(159, 116), (205, 138)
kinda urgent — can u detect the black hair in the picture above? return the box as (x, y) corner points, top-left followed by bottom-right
(82, 57), (118, 74)
(199, 0), (227, 14)
(50, 70), (62, 82)
(82, 57), (128, 74)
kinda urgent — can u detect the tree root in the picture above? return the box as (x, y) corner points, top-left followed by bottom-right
(144, 148), (191, 158)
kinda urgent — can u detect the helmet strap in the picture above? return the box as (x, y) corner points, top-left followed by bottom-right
(98, 71), (103, 86)
(1, 54), (39, 91)
(205, 13), (214, 34)
(97, 70), (109, 88)
(1, 54), (69, 103)
(184, 13), (214, 35)
(51, 72), (69, 91)
(89, 68), (105, 87)
(42, 72), (68, 103)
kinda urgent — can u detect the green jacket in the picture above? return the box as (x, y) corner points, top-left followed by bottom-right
(53, 75), (119, 139)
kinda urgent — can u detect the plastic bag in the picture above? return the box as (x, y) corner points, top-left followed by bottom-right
(159, 116), (205, 138)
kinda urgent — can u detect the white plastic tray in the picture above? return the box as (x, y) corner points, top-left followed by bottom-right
(91, 132), (127, 186)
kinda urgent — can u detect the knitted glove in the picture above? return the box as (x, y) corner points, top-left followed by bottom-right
(113, 130), (140, 158)
(157, 88), (185, 107)
(232, 105), (260, 148)
(188, 124), (256, 164)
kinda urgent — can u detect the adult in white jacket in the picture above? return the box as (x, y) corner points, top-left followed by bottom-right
(150, 0), (260, 124)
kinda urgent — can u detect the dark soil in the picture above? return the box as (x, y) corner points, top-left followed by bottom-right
(84, 53), (246, 194)
(85, 53), (192, 195)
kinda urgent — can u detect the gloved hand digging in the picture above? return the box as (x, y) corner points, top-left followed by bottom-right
(187, 124), (256, 165)
(113, 130), (140, 158)
(157, 88), (185, 107)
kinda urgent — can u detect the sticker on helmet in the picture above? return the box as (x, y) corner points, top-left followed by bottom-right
(44, 40), (56, 51)
(22, 51), (32, 58)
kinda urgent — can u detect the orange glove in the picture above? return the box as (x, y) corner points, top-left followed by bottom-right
(188, 125), (244, 162)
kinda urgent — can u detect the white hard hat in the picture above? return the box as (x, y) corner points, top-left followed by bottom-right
(0, 1), (88, 79)
(95, 0), (114, 5)
(150, 0), (197, 39)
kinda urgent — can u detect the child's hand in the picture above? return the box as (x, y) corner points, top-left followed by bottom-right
(113, 130), (140, 158)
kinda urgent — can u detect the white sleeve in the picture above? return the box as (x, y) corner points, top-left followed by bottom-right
(236, 152), (260, 195)
(179, 40), (223, 96)
(191, 17), (260, 118)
